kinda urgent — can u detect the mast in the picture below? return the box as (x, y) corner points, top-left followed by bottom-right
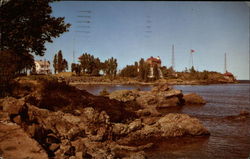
(224, 53), (227, 73)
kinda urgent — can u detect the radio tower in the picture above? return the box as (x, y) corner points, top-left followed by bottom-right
(224, 53), (227, 73)
(172, 44), (175, 70)
(73, 38), (75, 63)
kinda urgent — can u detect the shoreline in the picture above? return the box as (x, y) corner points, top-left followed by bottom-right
(69, 80), (238, 86)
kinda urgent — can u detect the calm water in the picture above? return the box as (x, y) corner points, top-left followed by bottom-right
(76, 84), (250, 159)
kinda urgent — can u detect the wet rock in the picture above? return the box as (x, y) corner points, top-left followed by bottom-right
(183, 93), (206, 105)
(225, 110), (250, 121)
(112, 143), (153, 152)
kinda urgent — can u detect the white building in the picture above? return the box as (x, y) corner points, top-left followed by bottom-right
(146, 56), (163, 78)
(34, 60), (51, 74)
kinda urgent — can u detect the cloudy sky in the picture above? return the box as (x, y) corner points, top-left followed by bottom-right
(41, 1), (249, 79)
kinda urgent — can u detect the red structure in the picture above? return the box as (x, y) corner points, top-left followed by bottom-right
(146, 56), (161, 67)
(223, 71), (234, 77)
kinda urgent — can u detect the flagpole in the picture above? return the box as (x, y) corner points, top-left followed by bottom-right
(190, 50), (194, 68)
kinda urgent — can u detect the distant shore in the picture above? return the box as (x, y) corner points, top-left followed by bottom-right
(67, 76), (237, 86)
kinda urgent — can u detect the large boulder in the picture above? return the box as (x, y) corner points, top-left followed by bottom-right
(0, 97), (26, 116)
(109, 89), (139, 102)
(117, 113), (210, 145)
(183, 93), (206, 105)
(157, 113), (210, 136)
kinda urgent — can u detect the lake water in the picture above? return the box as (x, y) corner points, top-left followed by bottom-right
(76, 84), (250, 159)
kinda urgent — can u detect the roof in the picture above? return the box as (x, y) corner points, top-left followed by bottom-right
(35, 60), (50, 66)
(146, 57), (161, 64)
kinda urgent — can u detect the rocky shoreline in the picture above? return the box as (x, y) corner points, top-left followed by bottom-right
(65, 76), (237, 86)
(0, 78), (210, 159)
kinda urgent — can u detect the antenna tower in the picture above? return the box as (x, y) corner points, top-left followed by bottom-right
(224, 53), (227, 73)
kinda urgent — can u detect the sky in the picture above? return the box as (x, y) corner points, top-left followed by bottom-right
(40, 1), (250, 80)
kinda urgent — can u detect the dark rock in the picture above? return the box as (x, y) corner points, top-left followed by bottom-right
(13, 115), (21, 124)
(49, 143), (60, 152)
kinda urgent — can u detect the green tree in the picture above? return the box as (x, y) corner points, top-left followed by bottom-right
(62, 59), (68, 72)
(139, 58), (145, 80)
(71, 63), (81, 76)
(78, 53), (102, 75)
(103, 57), (118, 77)
(53, 54), (58, 74)
(0, 0), (70, 97)
(119, 65), (138, 77)
(0, 0), (70, 68)
(57, 50), (63, 73)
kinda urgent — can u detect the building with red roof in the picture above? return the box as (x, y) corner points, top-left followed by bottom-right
(146, 56), (161, 67)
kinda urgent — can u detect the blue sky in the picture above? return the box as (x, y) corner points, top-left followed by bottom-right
(41, 1), (250, 79)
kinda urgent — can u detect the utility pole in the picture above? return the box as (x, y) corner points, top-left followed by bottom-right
(171, 44), (175, 70)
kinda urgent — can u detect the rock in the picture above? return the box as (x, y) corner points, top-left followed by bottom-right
(27, 123), (38, 137)
(123, 151), (146, 159)
(136, 109), (151, 117)
(128, 119), (142, 132)
(240, 110), (249, 116)
(109, 90), (139, 102)
(113, 123), (129, 135)
(136, 87), (184, 111)
(49, 143), (60, 152)
(161, 89), (183, 98)
(13, 115), (22, 124)
(156, 96), (181, 108)
(157, 113), (210, 136)
(113, 119), (143, 136)
(113, 143), (153, 152)
(0, 122), (48, 159)
(118, 113), (210, 144)
(183, 93), (206, 105)
(151, 84), (171, 92)
(1, 97), (26, 115)
(142, 117), (158, 125)
(225, 110), (250, 121)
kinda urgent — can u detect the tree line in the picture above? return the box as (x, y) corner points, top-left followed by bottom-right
(71, 53), (118, 77)
(119, 58), (161, 81)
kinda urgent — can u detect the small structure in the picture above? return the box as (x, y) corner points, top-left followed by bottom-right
(34, 60), (51, 74)
(223, 71), (235, 81)
(146, 56), (163, 78)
